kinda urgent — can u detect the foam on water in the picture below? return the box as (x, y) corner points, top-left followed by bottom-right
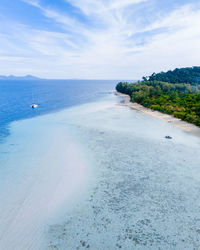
(1, 93), (200, 249)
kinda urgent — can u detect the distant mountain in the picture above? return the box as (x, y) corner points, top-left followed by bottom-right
(0, 75), (41, 80)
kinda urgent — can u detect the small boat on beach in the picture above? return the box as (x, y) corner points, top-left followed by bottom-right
(31, 104), (38, 109)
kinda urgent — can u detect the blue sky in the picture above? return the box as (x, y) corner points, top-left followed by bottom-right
(0, 0), (200, 79)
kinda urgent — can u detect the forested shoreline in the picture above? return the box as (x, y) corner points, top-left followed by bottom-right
(116, 67), (200, 127)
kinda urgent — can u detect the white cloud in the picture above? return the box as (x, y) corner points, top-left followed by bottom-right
(22, 0), (40, 8)
(0, 1), (200, 78)
(109, 0), (147, 10)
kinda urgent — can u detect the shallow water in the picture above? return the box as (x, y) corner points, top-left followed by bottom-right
(0, 110), (91, 249)
(1, 93), (200, 249)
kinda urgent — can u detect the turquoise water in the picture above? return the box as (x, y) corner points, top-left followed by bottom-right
(0, 88), (200, 249)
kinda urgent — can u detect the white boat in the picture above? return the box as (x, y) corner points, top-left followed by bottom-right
(31, 104), (38, 109)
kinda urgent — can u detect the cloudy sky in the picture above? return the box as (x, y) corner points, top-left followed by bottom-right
(0, 0), (200, 79)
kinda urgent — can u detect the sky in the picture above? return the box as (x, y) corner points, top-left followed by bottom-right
(0, 0), (200, 79)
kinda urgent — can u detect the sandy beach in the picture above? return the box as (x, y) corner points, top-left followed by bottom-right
(115, 91), (200, 137)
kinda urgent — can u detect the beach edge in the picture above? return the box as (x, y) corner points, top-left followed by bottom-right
(115, 91), (200, 137)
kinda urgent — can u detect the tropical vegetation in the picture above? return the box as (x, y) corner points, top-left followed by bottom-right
(143, 66), (200, 84)
(116, 67), (200, 127)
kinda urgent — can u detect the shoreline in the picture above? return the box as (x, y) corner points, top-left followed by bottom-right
(115, 91), (200, 137)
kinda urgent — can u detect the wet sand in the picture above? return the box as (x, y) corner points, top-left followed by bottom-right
(115, 91), (200, 137)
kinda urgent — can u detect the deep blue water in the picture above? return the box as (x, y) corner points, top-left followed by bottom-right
(0, 80), (116, 140)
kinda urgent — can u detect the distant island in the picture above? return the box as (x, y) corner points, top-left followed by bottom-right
(0, 75), (41, 80)
(116, 67), (200, 127)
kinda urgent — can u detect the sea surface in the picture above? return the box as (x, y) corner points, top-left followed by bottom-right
(0, 80), (200, 249)
(0, 80), (116, 141)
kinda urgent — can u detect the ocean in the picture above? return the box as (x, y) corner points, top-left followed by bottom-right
(0, 80), (200, 249)
(0, 80), (116, 141)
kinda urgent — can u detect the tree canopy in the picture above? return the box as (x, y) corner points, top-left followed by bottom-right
(116, 71), (200, 127)
(143, 67), (200, 85)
